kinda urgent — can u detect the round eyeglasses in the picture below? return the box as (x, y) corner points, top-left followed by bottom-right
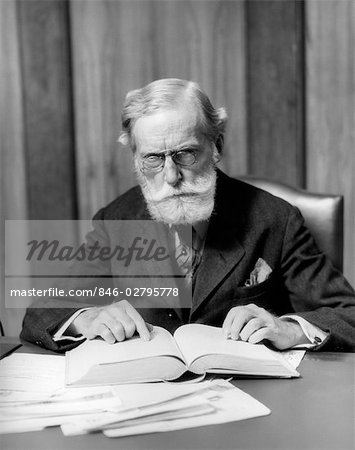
(140, 149), (197, 172)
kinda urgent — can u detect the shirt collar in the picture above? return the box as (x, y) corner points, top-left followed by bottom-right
(168, 221), (209, 240)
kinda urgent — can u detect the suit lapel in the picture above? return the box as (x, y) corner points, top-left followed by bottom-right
(192, 220), (245, 313)
(192, 170), (246, 314)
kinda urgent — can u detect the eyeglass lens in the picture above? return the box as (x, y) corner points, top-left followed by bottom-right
(143, 150), (196, 170)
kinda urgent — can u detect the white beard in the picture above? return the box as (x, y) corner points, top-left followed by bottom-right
(135, 161), (217, 225)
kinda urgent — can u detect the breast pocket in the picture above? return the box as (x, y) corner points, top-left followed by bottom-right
(232, 275), (275, 300)
(230, 274), (287, 316)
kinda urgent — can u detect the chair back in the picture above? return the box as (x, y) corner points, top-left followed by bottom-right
(239, 176), (344, 272)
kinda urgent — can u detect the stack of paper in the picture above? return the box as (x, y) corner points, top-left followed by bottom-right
(0, 353), (122, 434)
(61, 380), (271, 437)
(0, 352), (271, 437)
(0, 353), (65, 394)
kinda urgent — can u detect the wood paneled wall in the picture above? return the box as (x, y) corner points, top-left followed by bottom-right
(1, 0), (77, 334)
(70, 0), (247, 219)
(1, 0), (354, 335)
(0, 0), (28, 336)
(17, 0), (76, 220)
(305, 0), (355, 288)
(246, 0), (305, 187)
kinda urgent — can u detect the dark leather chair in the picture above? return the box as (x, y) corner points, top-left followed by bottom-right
(239, 176), (344, 272)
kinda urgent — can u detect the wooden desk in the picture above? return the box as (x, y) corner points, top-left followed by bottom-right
(1, 343), (354, 450)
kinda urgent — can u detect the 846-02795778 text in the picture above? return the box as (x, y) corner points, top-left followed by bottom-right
(95, 287), (179, 297)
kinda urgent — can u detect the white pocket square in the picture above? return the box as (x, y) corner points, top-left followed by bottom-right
(245, 258), (272, 286)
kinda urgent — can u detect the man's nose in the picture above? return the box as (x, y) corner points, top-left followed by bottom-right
(164, 157), (182, 186)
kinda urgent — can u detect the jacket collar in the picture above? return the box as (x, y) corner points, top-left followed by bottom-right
(192, 170), (246, 313)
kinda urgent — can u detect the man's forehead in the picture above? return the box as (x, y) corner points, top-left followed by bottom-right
(133, 108), (202, 150)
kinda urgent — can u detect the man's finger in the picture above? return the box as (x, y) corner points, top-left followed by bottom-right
(102, 317), (126, 342)
(222, 308), (237, 337)
(229, 309), (254, 340)
(118, 316), (137, 339)
(107, 305), (137, 339)
(247, 327), (270, 345)
(95, 324), (116, 344)
(239, 317), (264, 341)
(95, 309), (127, 342)
(125, 305), (150, 341)
(146, 323), (154, 332)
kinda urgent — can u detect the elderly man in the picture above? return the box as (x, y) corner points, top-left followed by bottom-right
(21, 78), (355, 352)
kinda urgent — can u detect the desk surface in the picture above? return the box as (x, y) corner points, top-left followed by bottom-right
(1, 341), (354, 450)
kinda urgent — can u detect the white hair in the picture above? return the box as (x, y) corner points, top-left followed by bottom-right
(118, 78), (228, 153)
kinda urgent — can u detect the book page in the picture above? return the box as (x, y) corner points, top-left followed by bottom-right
(173, 324), (282, 367)
(66, 326), (183, 384)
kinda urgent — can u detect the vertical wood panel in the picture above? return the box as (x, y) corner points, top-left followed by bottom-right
(306, 0), (355, 285)
(149, 0), (247, 178)
(0, 0), (28, 335)
(70, 0), (247, 219)
(17, 0), (78, 329)
(17, 0), (77, 220)
(1, 0), (77, 335)
(70, 0), (154, 219)
(246, 0), (305, 186)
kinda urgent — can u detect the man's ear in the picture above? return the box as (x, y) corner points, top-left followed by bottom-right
(215, 134), (224, 154)
(118, 132), (129, 146)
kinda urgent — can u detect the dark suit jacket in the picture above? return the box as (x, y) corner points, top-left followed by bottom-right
(21, 170), (355, 352)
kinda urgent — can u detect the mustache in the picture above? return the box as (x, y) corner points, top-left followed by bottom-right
(146, 182), (211, 203)
(135, 167), (217, 204)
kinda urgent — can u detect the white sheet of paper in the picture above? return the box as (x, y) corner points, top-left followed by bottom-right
(0, 412), (113, 435)
(103, 381), (270, 438)
(281, 350), (306, 368)
(111, 379), (216, 409)
(60, 381), (219, 435)
(61, 395), (215, 436)
(0, 386), (121, 419)
(0, 354), (65, 393)
(0, 386), (118, 405)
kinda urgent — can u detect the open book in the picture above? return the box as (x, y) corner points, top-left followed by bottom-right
(65, 324), (299, 386)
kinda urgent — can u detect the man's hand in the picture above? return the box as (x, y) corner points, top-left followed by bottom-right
(70, 300), (152, 344)
(222, 304), (308, 350)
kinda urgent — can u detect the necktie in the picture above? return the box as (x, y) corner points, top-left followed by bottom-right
(174, 226), (201, 285)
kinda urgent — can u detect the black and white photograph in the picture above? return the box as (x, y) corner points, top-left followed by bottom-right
(0, 0), (354, 449)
